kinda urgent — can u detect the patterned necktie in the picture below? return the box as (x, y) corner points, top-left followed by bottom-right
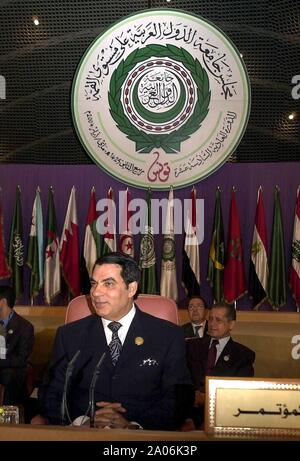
(108, 321), (122, 366)
(194, 325), (201, 337)
(205, 339), (219, 375)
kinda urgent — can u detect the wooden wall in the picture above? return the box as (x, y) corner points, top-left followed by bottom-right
(16, 307), (300, 380)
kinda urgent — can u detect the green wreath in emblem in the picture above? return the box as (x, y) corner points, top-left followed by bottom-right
(108, 44), (211, 154)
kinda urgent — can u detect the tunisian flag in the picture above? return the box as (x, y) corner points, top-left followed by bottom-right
(289, 186), (300, 310)
(60, 186), (80, 297)
(224, 189), (246, 304)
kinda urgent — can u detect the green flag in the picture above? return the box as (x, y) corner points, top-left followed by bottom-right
(207, 188), (225, 303)
(27, 188), (44, 300)
(268, 186), (287, 310)
(139, 189), (157, 294)
(8, 186), (24, 300)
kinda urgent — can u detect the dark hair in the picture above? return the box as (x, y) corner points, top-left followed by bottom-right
(211, 303), (236, 321)
(0, 285), (15, 309)
(188, 296), (207, 309)
(93, 252), (141, 288)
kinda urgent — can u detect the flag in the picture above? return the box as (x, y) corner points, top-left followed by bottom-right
(160, 188), (178, 300)
(27, 188), (44, 300)
(207, 188), (225, 303)
(44, 187), (60, 304)
(224, 189), (246, 304)
(0, 189), (11, 279)
(290, 186), (300, 310)
(60, 186), (80, 297)
(102, 187), (116, 255)
(248, 187), (268, 309)
(81, 187), (101, 293)
(182, 187), (200, 297)
(139, 189), (157, 294)
(268, 186), (286, 309)
(119, 188), (134, 257)
(8, 186), (24, 300)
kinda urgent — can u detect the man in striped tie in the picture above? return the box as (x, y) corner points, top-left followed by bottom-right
(40, 252), (193, 430)
(181, 296), (208, 339)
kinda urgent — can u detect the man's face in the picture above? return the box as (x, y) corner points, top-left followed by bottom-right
(208, 307), (235, 339)
(187, 298), (207, 324)
(90, 263), (137, 321)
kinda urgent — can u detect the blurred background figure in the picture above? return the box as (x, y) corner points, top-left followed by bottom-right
(182, 296), (208, 339)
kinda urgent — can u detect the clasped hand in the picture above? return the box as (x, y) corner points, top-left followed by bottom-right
(94, 401), (128, 429)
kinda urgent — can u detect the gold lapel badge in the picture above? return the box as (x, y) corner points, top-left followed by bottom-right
(135, 336), (144, 346)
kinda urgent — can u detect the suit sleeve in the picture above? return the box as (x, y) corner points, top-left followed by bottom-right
(0, 319), (34, 369)
(39, 326), (70, 424)
(234, 348), (255, 377)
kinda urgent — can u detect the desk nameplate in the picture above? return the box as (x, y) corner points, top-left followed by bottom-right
(205, 377), (300, 439)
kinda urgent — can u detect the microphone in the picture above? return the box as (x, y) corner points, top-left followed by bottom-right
(61, 349), (81, 425)
(88, 352), (106, 428)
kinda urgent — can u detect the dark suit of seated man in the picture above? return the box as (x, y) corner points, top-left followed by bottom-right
(186, 303), (255, 428)
(0, 285), (34, 405)
(38, 252), (193, 430)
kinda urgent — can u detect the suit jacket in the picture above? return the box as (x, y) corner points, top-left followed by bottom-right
(0, 311), (34, 380)
(182, 320), (208, 339)
(41, 307), (193, 430)
(186, 335), (255, 391)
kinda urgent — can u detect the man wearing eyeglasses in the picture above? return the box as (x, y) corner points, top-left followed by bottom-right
(182, 296), (208, 339)
(185, 303), (255, 428)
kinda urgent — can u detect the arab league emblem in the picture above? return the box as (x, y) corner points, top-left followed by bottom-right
(72, 9), (250, 189)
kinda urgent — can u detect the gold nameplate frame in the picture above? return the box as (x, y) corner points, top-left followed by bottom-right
(205, 377), (300, 439)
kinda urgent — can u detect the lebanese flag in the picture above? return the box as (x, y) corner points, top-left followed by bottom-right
(119, 188), (134, 257)
(60, 186), (80, 297)
(224, 189), (247, 304)
(248, 187), (268, 308)
(289, 186), (300, 310)
(0, 190), (11, 279)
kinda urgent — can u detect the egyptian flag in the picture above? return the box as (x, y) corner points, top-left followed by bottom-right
(182, 187), (200, 297)
(248, 187), (268, 309)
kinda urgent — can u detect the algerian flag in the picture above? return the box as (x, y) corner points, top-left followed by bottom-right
(44, 187), (60, 305)
(27, 187), (44, 301)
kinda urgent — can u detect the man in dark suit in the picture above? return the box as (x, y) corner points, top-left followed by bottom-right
(0, 285), (34, 404)
(186, 303), (255, 428)
(181, 296), (208, 339)
(39, 252), (193, 430)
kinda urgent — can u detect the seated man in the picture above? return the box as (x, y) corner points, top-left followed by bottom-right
(37, 252), (193, 430)
(186, 303), (255, 428)
(0, 286), (34, 405)
(181, 296), (208, 339)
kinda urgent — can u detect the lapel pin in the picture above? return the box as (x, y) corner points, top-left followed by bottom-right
(8, 329), (13, 335)
(135, 336), (144, 346)
(223, 355), (230, 362)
